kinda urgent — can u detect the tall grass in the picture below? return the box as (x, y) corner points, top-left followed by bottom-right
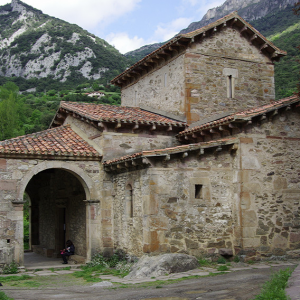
(252, 268), (292, 300)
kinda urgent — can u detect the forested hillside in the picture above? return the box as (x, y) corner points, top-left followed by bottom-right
(0, 81), (121, 141)
(251, 5), (300, 99)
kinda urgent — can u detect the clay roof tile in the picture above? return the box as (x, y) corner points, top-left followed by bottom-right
(0, 125), (101, 159)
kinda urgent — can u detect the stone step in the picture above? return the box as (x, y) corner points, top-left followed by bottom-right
(68, 255), (86, 264)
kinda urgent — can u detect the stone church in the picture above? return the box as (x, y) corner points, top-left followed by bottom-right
(1, 12), (299, 266)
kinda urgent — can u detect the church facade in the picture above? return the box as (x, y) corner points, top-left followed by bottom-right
(1, 12), (299, 266)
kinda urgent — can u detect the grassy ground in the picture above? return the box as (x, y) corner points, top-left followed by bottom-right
(252, 268), (293, 300)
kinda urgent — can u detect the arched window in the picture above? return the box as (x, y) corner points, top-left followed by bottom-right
(125, 184), (133, 218)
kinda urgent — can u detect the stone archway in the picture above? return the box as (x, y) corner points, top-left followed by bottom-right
(15, 161), (100, 264)
(25, 168), (87, 258)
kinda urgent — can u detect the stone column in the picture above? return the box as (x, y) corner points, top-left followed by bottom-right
(11, 199), (26, 266)
(84, 200), (100, 262)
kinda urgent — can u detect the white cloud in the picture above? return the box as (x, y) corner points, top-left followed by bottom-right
(6, 0), (141, 31)
(153, 17), (193, 41)
(106, 32), (148, 54)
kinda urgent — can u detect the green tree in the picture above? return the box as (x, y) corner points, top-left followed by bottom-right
(0, 82), (24, 141)
(293, 1), (300, 97)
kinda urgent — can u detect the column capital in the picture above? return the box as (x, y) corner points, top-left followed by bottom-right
(84, 199), (100, 205)
(11, 199), (26, 206)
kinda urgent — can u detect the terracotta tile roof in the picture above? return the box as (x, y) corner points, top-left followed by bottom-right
(177, 95), (299, 137)
(0, 125), (101, 160)
(103, 137), (237, 166)
(54, 101), (186, 127)
(111, 12), (286, 87)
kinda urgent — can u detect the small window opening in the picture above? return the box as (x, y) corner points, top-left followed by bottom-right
(126, 184), (133, 218)
(228, 75), (233, 98)
(195, 184), (203, 199)
(7, 239), (10, 244)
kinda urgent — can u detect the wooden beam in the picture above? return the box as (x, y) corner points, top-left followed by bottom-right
(260, 43), (268, 51)
(150, 124), (156, 131)
(240, 26), (248, 34)
(182, 152), (188, 158)
(164, 154), (170, 161)
(210, 128), (218, 134)
(115, 121), (121, 129)
(250, 34), (257, 42)
(230, 144), (238, 153)
(142, 157), (150, 165)
(132, 123), (139, 131)
(260, 114), (267, 121)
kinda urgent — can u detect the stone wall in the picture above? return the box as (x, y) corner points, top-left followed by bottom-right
(239, 109), (300, 259)
(121, 27), (275, 125)
(0, 158), (102, 264)
(121, 55), (186, 118)
(101, 131), (179, 162)
(111, 148), (239, 257)
(185, 27), (275, 123)
(65, 115), (179, 162)
(109, 109), (300, 259)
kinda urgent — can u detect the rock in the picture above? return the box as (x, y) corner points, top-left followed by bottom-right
(286, 249), (300, 259)
(219, 248), (233, 256)
(91, 281), (113, 287)
(125, 253), (199, 279)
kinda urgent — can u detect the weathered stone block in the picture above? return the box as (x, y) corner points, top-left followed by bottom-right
(219, 248), (233, 256)
(243, 210), (257, 227)
(185, 238), (199, 249)
(0, 159), (6, 170)
(290, 232), (300, 243)
(243, 238), (260, 248)
(273, 177), (287, 190)
(0, 180), (17, 191)
(207, 240), (225, 248)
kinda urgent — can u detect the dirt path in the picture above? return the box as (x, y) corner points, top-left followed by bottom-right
(2, 265), (293, 300)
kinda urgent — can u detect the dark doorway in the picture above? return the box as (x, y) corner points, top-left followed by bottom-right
(25, 169), (86, 258)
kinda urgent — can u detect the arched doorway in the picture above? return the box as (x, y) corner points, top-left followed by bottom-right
(25, 168), (87, 258)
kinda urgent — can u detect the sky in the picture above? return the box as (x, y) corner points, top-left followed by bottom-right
(0, 0), (225, 54)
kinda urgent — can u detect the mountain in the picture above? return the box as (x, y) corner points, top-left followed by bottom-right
(179, 0), (296, 34)
(126, 0), (300, 99)
(0, 0), (129, 92)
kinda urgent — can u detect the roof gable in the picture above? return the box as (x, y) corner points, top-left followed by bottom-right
(111, 12), (286, 89)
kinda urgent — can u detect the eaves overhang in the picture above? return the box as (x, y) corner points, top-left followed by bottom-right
(103, 137), (238, 172)
(51, 101), (188, 133)
(177, 95), (299, 143)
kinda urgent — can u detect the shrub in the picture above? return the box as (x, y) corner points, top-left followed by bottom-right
(233, 255), (240, 263)
(217, 256), (227, 264)
(2, 261), (19, 274)
(217, 265), (229, 271)
(198, 258), (211, 267)
(86, 249), (127, 268)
